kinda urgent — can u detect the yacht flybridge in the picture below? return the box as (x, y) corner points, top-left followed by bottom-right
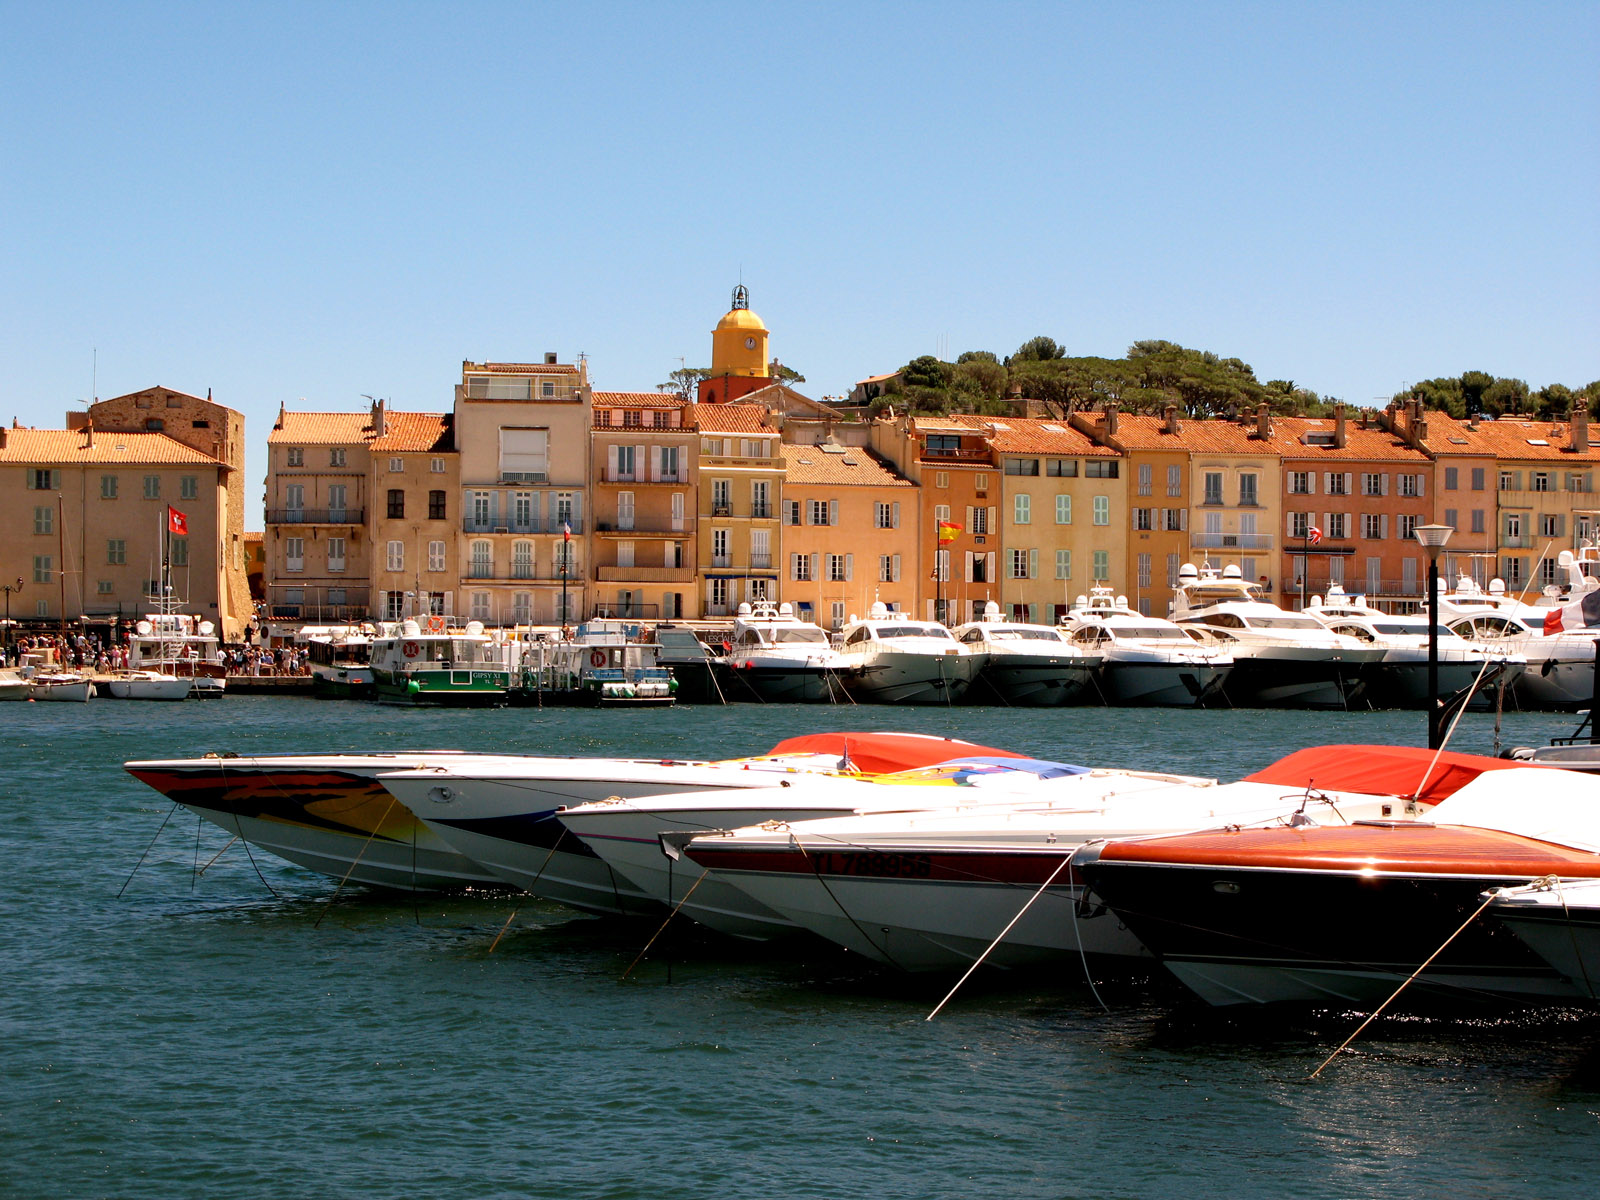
(716, 601), (851, 703)
(1060, 586), (1232, 706)
(833, 603), (982, 705)
(1169, 563), (1383, 708)
(951, 602), (1100, 706)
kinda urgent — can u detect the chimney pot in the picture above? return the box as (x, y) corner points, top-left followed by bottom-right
(1163, 404), (1181, 435)
(1572, 404), (1589, 455)
(1255, 402), (1272, 439)
(1334, 404), (1347, 449)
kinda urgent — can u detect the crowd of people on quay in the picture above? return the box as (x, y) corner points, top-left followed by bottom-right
(2, 627), (310, 676)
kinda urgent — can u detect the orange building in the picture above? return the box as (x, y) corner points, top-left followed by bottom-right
(1268, 410), (1433, 607)
(778, 441), (918, 629)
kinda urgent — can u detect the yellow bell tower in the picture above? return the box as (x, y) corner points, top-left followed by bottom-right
(701, 285), (770, 403)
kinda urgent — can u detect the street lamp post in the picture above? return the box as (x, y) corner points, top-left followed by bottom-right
(1, 578), (22, 663)
(1413, 523), (1454, 749)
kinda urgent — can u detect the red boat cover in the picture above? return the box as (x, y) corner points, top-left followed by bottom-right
(1243, 744), (1531, 806)
(764, 732), (1023, 775)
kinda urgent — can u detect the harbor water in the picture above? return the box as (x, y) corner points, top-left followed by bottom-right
(5, 698), (1600, 1199)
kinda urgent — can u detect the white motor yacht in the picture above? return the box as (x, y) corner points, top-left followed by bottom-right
(714, 601), (850, 703)
(1059, 585), (1232, 706)
(1445, 606), (1598, 710)
(951, 602), (1100, 706)
(834, 603), (982, 705)
(128, 613), (227, 697)
(1303, 584), (1525, 709)
(1170, 563), (1384, 708)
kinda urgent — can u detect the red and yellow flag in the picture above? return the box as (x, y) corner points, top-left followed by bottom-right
(937, 519), (961, 543)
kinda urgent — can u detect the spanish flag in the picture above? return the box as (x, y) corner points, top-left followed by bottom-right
(937, 519), (961, 543)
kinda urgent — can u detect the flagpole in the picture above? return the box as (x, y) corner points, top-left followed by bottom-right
(934, 521), (943, 624)
(1301, 532), (1308, 611)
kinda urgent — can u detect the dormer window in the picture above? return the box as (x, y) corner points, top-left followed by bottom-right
(1303, 431), (1336, 446)
(623, 410), (642, 428)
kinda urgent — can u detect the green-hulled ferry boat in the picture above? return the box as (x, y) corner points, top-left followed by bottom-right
(369, 619), (512, 706)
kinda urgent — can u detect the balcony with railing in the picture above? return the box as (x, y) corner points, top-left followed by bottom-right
(595, 566), (696, 583)
(1191, 532), (1274, 550)
(267, 508), (365, 525)
(593, 520), (690, 536)
(919, 446), (993, 463)
(599, 470), (688, 485)
(462, 519), (584, 535)
(461, 568), (584, 583)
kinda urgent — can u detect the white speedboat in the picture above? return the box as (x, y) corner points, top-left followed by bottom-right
(1059, 586), (1232, 706)
(1170, 563), (1384, 708)
(123, 752), (525, 890)
(558, 756), (1104, 939)
(30, 671), (95, 702)
(1303, 584), (1525, 709)
(1486, 877), (1600, 1001)
(105, 669), (192, 701)
(951, 603), (1100, 706)
(376, 732), (1025, 916)
(714, 601), (851, 703)
(680, 745), (1455, 972)
(834, 603), (982, 705)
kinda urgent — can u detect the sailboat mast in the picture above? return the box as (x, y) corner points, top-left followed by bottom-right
(57, 491), (66, 635)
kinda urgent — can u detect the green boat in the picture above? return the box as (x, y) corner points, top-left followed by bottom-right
(369, 619), (512, 706)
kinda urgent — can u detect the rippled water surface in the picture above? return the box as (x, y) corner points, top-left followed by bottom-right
(4, 698), (1600, 1199)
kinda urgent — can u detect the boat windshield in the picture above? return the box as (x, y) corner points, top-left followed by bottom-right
(874, 624), (954, 640)
(772, 628), (830, 644)
(1116, 625), (1190, 640)
(989, 628), (1065, 642)
(1371, 621), (1451, 637)
(1242, 615), (1325, 631)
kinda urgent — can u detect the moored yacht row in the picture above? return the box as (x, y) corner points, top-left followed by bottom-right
(126, 733), (1600, 1013)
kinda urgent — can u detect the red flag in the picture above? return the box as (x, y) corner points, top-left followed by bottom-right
(167, 506), (188, 536)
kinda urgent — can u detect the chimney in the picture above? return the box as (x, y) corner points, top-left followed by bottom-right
(1103, 404), (1119, 435)
(276, 400), (286, 430)
(0, 426), (7, 449)
(82, 417), (93, 449)
(1360, 409), (1371, 429)
(1255, 402), (1272, 440)
(1572, 403), (1589, 455)
(544, 352), (558, 365)
(1163, 404), (1181, 435)
(371, 398), (386, 439)
(1334, 404), (1347, 449)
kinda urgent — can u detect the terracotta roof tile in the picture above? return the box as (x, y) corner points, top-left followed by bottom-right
(269, 412), (373, 445)
(371, 412), (452, 453)
(593, 391), (689, 409)
(781, 444), (914, 487)
(979, 416), (1117, 457)
(467, 362), (581, 375)
(1267, 417), (1429, 463)
(1432, 415), (1600, 463)
(0, 429), (222, 465)
(692, 403), (777, 434)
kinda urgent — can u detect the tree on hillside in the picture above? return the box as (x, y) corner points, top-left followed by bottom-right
(1006, 336), (1066, 365)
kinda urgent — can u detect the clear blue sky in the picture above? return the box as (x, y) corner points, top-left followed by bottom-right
(2, 2), (1595, 524)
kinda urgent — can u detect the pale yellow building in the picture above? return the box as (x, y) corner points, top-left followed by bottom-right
(692, 404), (783, 617)
(778, 442), (918, 629)
(590, 392), (698, 621)
(989, 417), (1127, 623)
(0, 386), (250, 638)
(454, 357), (591, 626)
